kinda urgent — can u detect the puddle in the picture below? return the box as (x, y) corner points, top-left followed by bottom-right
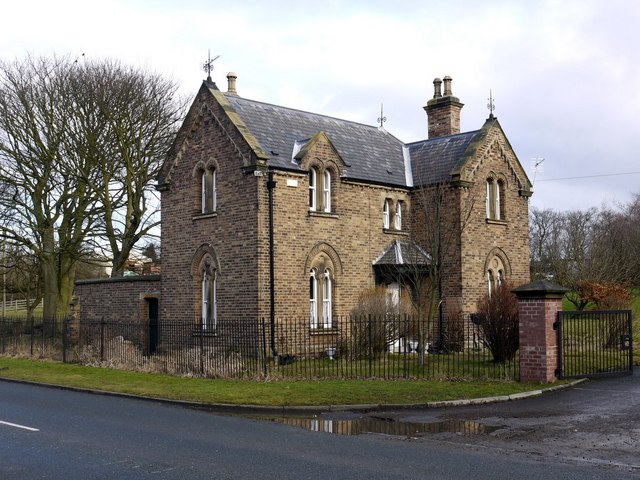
(256, 416), (501, 437)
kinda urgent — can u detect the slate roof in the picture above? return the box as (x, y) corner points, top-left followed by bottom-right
(373, 240), (432, 266)
(223, 94), (408, 186)
(407, 130), (483, 186)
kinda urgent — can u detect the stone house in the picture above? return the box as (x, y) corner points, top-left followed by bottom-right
(153, 72), (532, 336)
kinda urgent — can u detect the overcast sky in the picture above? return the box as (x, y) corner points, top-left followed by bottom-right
(2, 0), (639, 211)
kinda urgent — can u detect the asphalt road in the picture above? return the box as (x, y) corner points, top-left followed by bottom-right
(330, 369), (640, 476)
(1, 379), (638, 479)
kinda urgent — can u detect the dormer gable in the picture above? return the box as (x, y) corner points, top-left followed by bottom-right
(294, 131), (346, 175)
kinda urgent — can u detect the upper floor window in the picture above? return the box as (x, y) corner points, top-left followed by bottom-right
(383, 199), (390, 229)
(309, 168), (317, 211)
(486, 178), (504, 220)
(309, 166), (333, 213)
(201, 168), (217, 214)
(394, 201), (403, 230)
(323, 171), (331, 213)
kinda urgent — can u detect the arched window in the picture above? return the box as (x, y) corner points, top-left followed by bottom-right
(309, 269), (318, 328)
(486, 178), (494, 219)
(309, 168), (317, 211)
(201, 261), (217, 330)
(323, 170), (331, 212)
(201, 168), (216, 214)
(486, 177), (505, 220)
(322, 269), (332, 328)
(496, 179), (505, 220)
(494, 179), (501, 220)
(383, 199), (390, 229)
(394, 201), (402, 230)
(309, 167), (333, 213)
(486, 256), (506, 296)
(310, 267), (333, 329)
(487, 270), (494, 297)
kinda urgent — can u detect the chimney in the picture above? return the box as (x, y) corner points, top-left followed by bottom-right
(424, 75), (464, 139)
(226, 72), (238, 96)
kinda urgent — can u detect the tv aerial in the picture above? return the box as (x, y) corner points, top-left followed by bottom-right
(530, 157), (545, 185)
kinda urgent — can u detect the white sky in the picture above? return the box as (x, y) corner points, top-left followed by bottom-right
(2, 0), (639, 211)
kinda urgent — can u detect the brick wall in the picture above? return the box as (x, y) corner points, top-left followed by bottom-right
(160, 87), (262, 324)
(457, 126), (531, 313)
(74, 276), (160, 321)
(159, 88), (531, 329)
(265, 133), (411, 319)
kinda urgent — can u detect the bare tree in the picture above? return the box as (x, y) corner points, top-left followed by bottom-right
(0, 55), (184, 318)
(530, 199), (640, 308)
(83, 62), (184, 276)
(529, 207), (564, 280)
(0, 56), (104, 318)
(408, 182), (474, 361)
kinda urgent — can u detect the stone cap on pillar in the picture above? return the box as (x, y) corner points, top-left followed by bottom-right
(512, 279), (569, 299)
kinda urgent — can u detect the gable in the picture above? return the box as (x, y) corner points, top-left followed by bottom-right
(294, 131), (346, 171)
(452, 117), (532, 195)
(157, 82), (270, 189)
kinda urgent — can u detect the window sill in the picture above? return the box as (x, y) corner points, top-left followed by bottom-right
(486, 218), (507, 226)
(192, 329), (218, 337)
(308, 211), (339, 219)
(309, 327), (340, 335)
(193, 212), (217, 220)
(383, 228), (408, 236)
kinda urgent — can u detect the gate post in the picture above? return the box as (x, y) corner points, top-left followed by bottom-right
(513, 280), (568, 383)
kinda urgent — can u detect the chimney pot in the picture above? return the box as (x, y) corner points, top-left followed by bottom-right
(424, 75), (463, 139)
(443, 75), (453, 96)
(433, 78), (442, 99)
(226, 72), (238, 96)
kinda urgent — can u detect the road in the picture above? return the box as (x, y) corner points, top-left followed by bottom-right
(0, 379), (638, 479)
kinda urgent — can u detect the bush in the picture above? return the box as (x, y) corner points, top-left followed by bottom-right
(576, 280), (633, 310)
(346, 286), (414, 359)
(475, 282), (519, 363)
(441, 313), (466, 352)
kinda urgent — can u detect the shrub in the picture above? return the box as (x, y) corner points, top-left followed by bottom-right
(475, 282), (519, 363)
(441, 312), (466, 352)
(576, 280), (632, 310)
(346, 286), (414, 359)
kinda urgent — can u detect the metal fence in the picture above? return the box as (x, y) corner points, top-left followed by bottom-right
(0, 314), (520, 381)
(0, 316), (65, 360)
(556, 309), (633, 378)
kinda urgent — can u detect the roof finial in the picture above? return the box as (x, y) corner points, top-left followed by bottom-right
(203, 50), (221, 82)
(487, 89), (495, 118)
(377, 103), (387, 129)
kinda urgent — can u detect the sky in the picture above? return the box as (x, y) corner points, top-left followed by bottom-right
(2, 0), (639, 212)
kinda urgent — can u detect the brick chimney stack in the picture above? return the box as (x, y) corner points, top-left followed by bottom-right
(424, 75), (464, 139)
(226, 72), (238, 96)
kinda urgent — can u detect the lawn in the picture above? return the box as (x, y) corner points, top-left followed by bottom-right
(0, 357), (549, 407)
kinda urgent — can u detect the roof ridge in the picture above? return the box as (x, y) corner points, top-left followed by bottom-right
(224, 93), (402, 138)
(405, 129), (483, 147)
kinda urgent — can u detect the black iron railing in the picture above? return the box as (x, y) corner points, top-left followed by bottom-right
(556, 310), (633, 378)
(0, 314), (520, 381)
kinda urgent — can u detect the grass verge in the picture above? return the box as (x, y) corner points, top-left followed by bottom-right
(0, 357), (553, 407)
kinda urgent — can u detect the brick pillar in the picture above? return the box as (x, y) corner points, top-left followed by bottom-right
(67, 296), (81, 344)
(513, 280), (568, 383)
